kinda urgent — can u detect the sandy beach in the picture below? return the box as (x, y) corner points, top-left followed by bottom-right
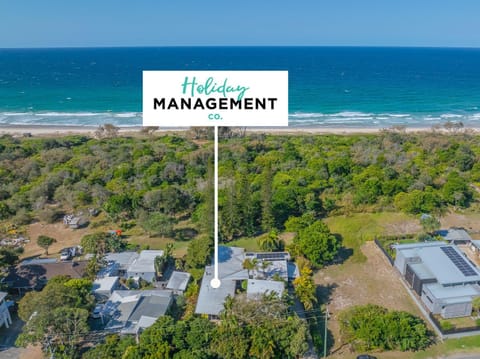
(1, 124), (478, 137)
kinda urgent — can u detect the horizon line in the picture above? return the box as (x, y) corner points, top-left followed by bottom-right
(1, 45), (480, 50)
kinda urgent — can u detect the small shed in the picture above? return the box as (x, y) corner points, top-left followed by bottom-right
(439, 228), (472, 245)
(166, 271), (191, 294)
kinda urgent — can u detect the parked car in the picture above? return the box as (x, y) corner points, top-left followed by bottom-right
(60, 246), (79, 261)
(60, 248), (73, 261)
(357, 355), (377, 359)
(91, 304), (104, 319)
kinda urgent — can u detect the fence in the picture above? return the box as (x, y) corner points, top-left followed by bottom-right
(428, 312), (480, 335)
(373, 238), (394, 265)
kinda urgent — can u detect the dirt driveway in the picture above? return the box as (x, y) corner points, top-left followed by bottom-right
(314, 241), (423, 358)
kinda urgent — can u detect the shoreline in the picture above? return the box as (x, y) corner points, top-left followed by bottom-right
(0, 124), (478, 136)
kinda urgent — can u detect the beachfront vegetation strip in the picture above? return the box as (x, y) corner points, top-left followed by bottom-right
(0, 134), (210, 236)
(218, 131), (478, 241)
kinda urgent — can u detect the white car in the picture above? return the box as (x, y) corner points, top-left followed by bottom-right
(91, 304), (104, 319)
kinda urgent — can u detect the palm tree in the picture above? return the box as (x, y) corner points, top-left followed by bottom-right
(242, 258), (258, 279)
(257, 230), (281, 252)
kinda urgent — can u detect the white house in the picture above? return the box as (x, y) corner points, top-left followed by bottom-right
(126, 250), (164, 282)
(0, 291), (12, 329)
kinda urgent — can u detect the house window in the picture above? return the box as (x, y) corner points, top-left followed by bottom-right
(425, 295), (433, 304)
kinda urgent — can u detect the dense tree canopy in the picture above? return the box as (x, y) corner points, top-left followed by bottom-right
(16, 276), (94, 357)
(339, 304), (431, 352)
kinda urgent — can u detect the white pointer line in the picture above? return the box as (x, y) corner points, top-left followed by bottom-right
(210, 125), (221, 289)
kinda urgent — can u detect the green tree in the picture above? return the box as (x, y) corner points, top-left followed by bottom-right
(16, 276), (93, 357)
(185, 235), (212, 269)
(139, 212), (175, 237)
(293, 265), (317, 310)
(261, 164), (274, 232)
(36, 235), (56, 255)
(295, 221), (341, 267)
(258, 230), (282, 252)
(420, 215), (441, 234)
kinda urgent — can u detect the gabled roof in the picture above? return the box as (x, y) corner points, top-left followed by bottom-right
(104, 290), (173, 334)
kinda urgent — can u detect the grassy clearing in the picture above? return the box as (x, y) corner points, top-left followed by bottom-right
(413, 335), (480, 359)
(324, 212), (420, 263)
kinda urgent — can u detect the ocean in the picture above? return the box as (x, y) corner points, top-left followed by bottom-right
(0, 46), (480, 128)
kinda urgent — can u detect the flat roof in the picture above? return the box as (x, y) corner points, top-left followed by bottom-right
(409, 263), (435, 280)
(93, 276), (118, 292)
(166, 271), (191, 292)
(425, 283), (480, 301)
(127, 250), (164, 274)
(247, 279), (285, 299)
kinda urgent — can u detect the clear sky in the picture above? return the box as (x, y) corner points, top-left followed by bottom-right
(1, 0), (479, 48)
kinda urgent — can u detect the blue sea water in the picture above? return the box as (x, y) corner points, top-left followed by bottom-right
(1, 46), (480, 128)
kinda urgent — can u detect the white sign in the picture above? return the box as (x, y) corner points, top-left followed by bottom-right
(143, 71), (288, 127)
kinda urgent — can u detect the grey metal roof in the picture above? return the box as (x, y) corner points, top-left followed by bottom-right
(127, 250), (164, 274)
(418, 245), (480, 284)
(246, 279), (285, 299)
(129, 294), (172, 321)
(397, 243), (480, 284)
(104, 252), (139, 271)
(195, 265), (237, 316)
(104, 290), (172, 331)
(0, 292), (7, 302)
(442, 228), (472, 242)
(93, 276), (119, 293)
(409, 263), (436, 280)
(424, 283), (480, 301)
(166, 271), (191, 292)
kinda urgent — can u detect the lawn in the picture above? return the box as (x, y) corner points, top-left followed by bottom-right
(324, 212), (421, 263)
(414, 335), (480, 359)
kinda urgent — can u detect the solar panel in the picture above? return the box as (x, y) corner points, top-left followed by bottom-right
(254, 252), (288, 261)
(441, 246), (478, 277)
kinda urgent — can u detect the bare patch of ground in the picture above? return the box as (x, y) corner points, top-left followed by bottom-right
(314, 241), (423, 358)
(441, 212), (480, 233)
(23, 222), (90, 259)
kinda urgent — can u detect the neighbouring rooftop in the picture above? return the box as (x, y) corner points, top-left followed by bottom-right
(166, 271), (191, 292)
(247, 279), (285, 299)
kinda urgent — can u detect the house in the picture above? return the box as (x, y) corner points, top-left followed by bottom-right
(93, 276), (120, 301)
(166, 271), (191, 294)
(394, 242), (480, 318)
(102, 289), (173, 334)
(195, 246), (248, 319)
(0, 292), (12, 329)
(3, 260), (88, 293)
(438, 228), (472, 245)
(126, 250), (164, 282)
(246, 279), (285, 299)
(99, 252), (140, 278)
(195, 247), (298, 319)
